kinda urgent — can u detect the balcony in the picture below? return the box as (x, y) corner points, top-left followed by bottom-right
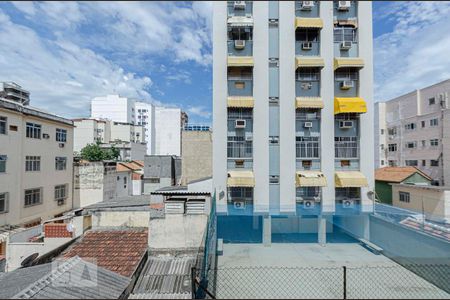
(295, 1), (320, 18)
(296, 137), (320, 159)
(334, 26), (358, 57)
(295, 41), (320, 56)
(335, 136), (359, 159)
(227, 1), (253, 17)
(227, 138), (253, 159)
(228, 40), (253, 56)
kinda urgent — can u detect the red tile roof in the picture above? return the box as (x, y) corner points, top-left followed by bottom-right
(61, 229), (148, 277)
(44, 223), (73, 238)
(375, 167), (432, 183)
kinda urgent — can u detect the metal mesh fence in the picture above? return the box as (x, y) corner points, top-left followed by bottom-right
(193, 264), (450, 299)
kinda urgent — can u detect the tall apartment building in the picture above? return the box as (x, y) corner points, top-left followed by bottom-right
(213, 1), (374, 242)
(154, 107), (186, 156)
(375, 79), (450, 185)
(0, 82), (30, 105)
(135, 101), (156, 155)
(0, 98), (74, 227)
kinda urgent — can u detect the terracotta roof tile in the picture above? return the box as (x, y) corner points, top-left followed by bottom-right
(60, 229), (148, 277)
(375, 167), (432, 183)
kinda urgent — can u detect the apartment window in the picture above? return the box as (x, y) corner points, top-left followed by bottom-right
(429, 97), (435, 105)
(431, 160), (440, 167)
(430, 118), (439, 127)
(0, 116), (6, 134)
(55, 157), (67, 171)
(421, 121), (425, 128)
(0, 192), (8, 213)
(296, 136), (319, 158)
(24, 188), (42, 207)
(296, 28), (319, 42)
(399, 192), (410, 203)
(380, 129), (384, 135)
(296, 187), (320, 199)
(381, 160), (385, 166)
(56, 128), (67, 142)
(9, 125), (18, 131)
(0, 155), (6, 173)
(422, 160), (426, 167)
(405, 141), (417, 149)
(388, 160), (397, 167)
(333, 26), (357, 43)
(422, 140), (426, 147)
(269, 176), (280, 184)
(380, 144), (384, 150)
(25, 156), (41, 171)
(296, 68), (320, 81)
(388, 144), (397, 152)
(430, 139), (439, 147)
(404, 123), (416, 131)
(54, 184), (67, 201)
(26, 122), (41, 139)
(229, 187), (253, 199)
(405, 160), (418, 167)
(335, 68), (358, 81)
(387, 127), (397, 136)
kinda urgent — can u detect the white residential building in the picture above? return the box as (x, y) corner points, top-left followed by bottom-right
(91, 94), (136, 124)
(375, 79), (450, 185)
(155, 107), (184, 156)
(0, 98), (74, 227)
(73, 118), (111, 153)
(213, 1), (374, 244)
(135, 101), (156, 155)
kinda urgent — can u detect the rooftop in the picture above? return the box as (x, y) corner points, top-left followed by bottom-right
(60, 229), (148, 277)
(375, 166), (432, 183)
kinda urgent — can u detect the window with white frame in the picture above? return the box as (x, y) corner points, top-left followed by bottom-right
(55, 157), (67, 170)
(333, 26), (357, 43)
(26, 122), (41, 139)
(405, 141), (417, 149)
(399, 191), (410, 203)
(54, 184), (67, 201)
(25, 156), (41, 171)
(24, 188), (42, 206)
(387, 127), (397, 136)
(404, 123), (416, 131)
(431, 160), (439, 167)
(335, 68), (358, 81)
(430, 118), (439, 127)
(0, 155), (6, 173)
(405, 160), (418, 167)
(430, 139), (439, 147)
(388, 144), (397, 152)
(56, 128), (67, 142)
(422, 140), (426, 147)
(296, 68), (320, 81)
(0, 192), (8, 213)
(0, 116), (7, 134)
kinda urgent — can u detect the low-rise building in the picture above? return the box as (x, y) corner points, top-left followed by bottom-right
(143, 155), (181, 194)
(0, 98), (74, 227)
(117, 161), (144, 195)
(375, 167), (432, 204)
(181, 129), (212, 185)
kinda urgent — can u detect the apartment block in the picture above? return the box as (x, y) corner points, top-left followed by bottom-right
(0, 98), (74, 227)
(154, 107), (186, 156)
(213, 1), (374, 242)
(135, 101), (156, 155)
(181, 128), (213, 185)
(375, 79), (450, 185)
(0, 82), (30, 105)
(91, 94), (136, 124)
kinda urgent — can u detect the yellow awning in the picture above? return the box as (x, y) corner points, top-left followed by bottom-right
(334, 58), (364, 70)
(335, 171), (368, 188)
(296, 57), (324, 68)
(227, 171), (255, 187)
(296, 171), (327, 187)
(228, 56), (254, 67)
(334, 19), (358, 28)
(295, 17), (323, 29)
(296, 97), (324, 109)
(334, 97), (367, 114)
(227, 96), (254, 108)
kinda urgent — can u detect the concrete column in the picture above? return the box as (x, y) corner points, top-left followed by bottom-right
(318, 216), (327, 246)
(362, 214), (370, 240)
(263, 215), (271, 246)
(253, 215), (259, 230)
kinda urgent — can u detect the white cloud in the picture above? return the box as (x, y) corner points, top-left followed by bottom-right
(186, 105), (211, 119)
(374, 1), (450, 102)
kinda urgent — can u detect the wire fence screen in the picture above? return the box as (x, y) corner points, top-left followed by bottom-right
(193, 264), (450, 299)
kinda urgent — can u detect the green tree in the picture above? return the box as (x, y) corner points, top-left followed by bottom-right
(80, 142), (120, 161)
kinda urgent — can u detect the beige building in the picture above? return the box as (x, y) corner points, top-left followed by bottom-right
(375, 79), (450, 185)
(392, 184), (450, 224)
(0, 98), (74, 227)
(181, 130), (212, 185)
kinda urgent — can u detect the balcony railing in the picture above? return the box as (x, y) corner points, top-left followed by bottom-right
(335, 137), (359, 158)
(296, 187), (322, 201)
(296, 138), (320, 158)
(228, 40), (253, 56)
(295, 41), (320, 56)
(228, 140), (253, 158)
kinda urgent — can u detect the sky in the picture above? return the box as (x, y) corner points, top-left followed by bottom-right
(1, 1), (450, 124)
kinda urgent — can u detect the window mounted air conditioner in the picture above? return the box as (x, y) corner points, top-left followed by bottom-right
(59, 143), (65, 148)
(234, 1), (246, 9)
(339, 120), (354, 128)
(340, 41), (352, 50)
(303, 200), (315, 209)
(304, 122), (313, 128)
(245, 135), (253, 141)
(301, 1), (314, 10)
(43, 134), (50, 139)
(235, 119), (246, 129)
(338, 1), (351, 10)
(302, 42), (313, 50)
(342, 199), (354, 208)
(234, 201), (246, 209)
(234, 40), (245, 50)
(340, 80), (354, 90)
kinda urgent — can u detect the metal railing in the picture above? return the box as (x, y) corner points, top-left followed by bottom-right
(296, 141), (320, 158)
(227, 141), (252, 158)
(335, 137), (359, 158)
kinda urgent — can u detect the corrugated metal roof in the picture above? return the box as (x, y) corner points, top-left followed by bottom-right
(131, 256), (195, 298)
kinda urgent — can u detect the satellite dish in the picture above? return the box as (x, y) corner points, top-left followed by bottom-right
(21, 253), (39, 268)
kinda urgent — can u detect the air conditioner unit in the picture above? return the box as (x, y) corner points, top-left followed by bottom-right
(301, 1), (315, 10)
(59, 143), (65, 148)
(234, 40), (245, 50)
(304, 122), (313, 128)
(234, 201), (246, 209)
(338, 1), (351, 10)
(340, 41), (352, 50)
(340, 80), (354, 90)
(302, 42), (313, 50)
(43, 134), (50, 139)
(245, 135), (253, 141)
(342, 199), (354, 208)
(235, 119), (246, 129)
(339, 120), (354, 128)
(234, 1), (246, 9)
(303, 200), (315, 209)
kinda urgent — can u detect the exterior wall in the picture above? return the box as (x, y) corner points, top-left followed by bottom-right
(115, 171), (131, 198)
(143, 155), (175, 193)
(377, 79), (450, 185)
(392, 184), (450, 223)
(91, 211), (150, 228)
(181, 130), (212, 185)
(155, 107), (182, 156)
(374, 102), (386, 167)
(0, 107), (73, 227)
(375, 181), (392, 205)
(91, 95), (135, 124)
